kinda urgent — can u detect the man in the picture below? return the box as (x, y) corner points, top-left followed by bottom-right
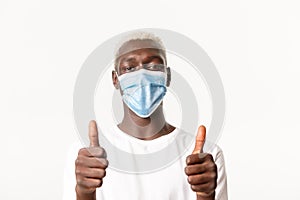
(63, 32), (227, 200)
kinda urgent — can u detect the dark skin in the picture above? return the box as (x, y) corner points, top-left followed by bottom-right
(75, 40), (217, 200)
(75, 120), (108, 200)
(186, 126), (218, 200)
(112, 40), (174, 140)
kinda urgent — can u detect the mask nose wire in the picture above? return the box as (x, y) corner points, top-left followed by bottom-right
(115, 64), (168, 82)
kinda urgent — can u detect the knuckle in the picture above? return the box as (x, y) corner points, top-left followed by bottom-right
(184, 166), (189, 174)
(99, 147), (107, 156)
(97, 179), (103, 187)
(78, 148), (86, 155)
(75, 168), (81, 175)
(187, 176), (193, 184)
(75, 156), (84, 165)
(75, 158), (81, 166)
(209, 171), (217, 179)
(211, 164), (217, 173)
(207, 162), (216, 170)
(100, 158), (109, 167)
(104, 159), (109, 168)
(206, 154), (213, 161)
(207, 184), (213, 191)
(202, 183), (209, 191)
(100, 170), (106, 178)
(212, 180), (217, 189)
(186, 155), (191, 164)
(76, 178), (83, 185)
(213, 179), (217, 189)
(86, 180), (95, 188)
(208, 161), (215, 167)
(191, 185), (197, 192)
(97, 147), (104, 156)
(90, 147), (106, 157)
(207, 181), (216, 191)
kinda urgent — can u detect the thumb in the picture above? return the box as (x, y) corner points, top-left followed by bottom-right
(192, 125), (206, 154)
(88, 120), (100, 147)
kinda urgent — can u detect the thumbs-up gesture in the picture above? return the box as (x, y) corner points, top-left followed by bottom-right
(75, 120), (108, 199)
(185, 125), (217, 200)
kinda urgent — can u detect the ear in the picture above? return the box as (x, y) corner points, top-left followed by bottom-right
(166, 67), (171, 87)
(112, 70), (119, 89)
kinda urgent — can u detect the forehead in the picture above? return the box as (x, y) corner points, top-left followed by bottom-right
(118, 48), (162, 64)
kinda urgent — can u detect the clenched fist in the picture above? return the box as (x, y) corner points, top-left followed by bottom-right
(75, 120), (108, 200)
(185, 126), (218, 200)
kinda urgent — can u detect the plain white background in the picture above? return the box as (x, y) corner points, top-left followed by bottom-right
(1, 0), (299, 199)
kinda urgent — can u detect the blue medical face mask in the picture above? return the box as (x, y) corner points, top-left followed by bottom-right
(117, 69), (167, 118)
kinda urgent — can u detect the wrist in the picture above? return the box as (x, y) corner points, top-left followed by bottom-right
(196, 191), (215, 200)
(75, 185), (96, 200)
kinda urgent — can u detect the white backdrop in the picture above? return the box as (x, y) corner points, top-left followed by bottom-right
(0, 0), (299, 199)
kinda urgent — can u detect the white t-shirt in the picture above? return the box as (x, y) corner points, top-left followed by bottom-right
(63, 125), (228, 200)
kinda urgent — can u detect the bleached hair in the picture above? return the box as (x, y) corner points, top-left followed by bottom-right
(114, 31), (166, 68)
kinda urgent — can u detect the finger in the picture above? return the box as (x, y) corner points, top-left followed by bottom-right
(76, 156), (108, 168)
(77, 178), (102, 188)
(187, 170), (217, 185)
(78, 147), (106, 158)
(89, 120), (100, 147)
(187, 173), (210, 185)
(191, 183), (216, 194)
(192, 125), (206, 154)
(186, 153), (213, 165)
(76, 167), (106, 179)
(185, 164), (206, 175)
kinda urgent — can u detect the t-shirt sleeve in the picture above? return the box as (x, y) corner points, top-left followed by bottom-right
(214, 147), (228, 200)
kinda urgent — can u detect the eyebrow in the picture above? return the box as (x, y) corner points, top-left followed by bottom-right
(122, 57), (136, 63)
(147, 55), (164, 63)
(119, 54), (164, 66)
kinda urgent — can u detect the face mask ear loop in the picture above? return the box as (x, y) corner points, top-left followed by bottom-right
(165, 66), (170, 86)
(114, 70), (121, 90)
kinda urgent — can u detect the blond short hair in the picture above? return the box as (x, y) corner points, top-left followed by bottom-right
(114, 31), (166, 69)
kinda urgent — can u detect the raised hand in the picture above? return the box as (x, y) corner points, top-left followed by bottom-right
(185, 125), (218, 200)
(75, 120), (108, 200)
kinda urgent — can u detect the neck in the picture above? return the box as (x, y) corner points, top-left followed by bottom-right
(118, 103), (175, 140)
